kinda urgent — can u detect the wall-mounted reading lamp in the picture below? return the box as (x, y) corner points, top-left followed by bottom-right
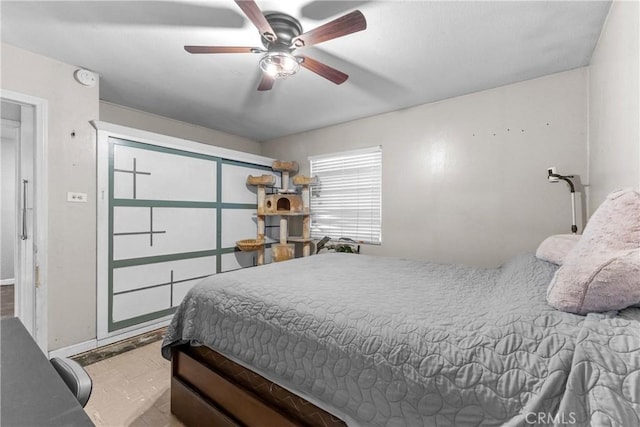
(547, 168), (578, 234)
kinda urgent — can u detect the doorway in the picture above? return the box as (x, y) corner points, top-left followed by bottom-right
(1, 92), (48, 352)
(1, 106), (20, 318)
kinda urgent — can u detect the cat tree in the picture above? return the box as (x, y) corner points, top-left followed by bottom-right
(237, 160), (315, 265)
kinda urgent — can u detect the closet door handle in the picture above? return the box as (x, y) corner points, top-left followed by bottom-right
(20, 179), (28, 240)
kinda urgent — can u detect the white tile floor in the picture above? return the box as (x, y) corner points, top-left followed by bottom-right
(83, 340), (185, 427)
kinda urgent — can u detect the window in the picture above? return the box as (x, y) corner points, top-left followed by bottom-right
(309, 146), (382, 244)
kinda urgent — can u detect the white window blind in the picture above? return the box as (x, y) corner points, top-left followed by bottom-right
(309, 146), (382, 244)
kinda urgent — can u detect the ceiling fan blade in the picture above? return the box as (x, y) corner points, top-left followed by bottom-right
(184, 46), (261, 54)
(234, 0), (277, 42)
(293, 10), (366, 48)
(257, 73), (275, 91)
(299, 55), (348, 85)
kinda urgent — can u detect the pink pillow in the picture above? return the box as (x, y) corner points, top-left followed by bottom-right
(547, 188), (640, 314)
(536, 234), (581, 265)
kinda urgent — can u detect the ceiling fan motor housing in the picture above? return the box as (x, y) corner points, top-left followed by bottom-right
(261, 12), (303, 49)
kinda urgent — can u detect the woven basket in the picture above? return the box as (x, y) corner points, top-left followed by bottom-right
(236, 239), (265, 252)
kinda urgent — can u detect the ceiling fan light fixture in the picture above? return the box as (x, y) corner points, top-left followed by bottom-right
(259, 51), (299, 79)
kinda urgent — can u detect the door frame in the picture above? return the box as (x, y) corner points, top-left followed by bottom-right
(2, 89), (49, 352)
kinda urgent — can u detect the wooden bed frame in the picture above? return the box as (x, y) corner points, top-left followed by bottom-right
(171, 344), (347, 427)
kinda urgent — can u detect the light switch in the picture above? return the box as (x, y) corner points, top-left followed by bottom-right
(67, 192), (87, 203)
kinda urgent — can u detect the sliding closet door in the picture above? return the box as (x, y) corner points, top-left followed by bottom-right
(109, 138), (218, 332)
(96, 123), (278, 341)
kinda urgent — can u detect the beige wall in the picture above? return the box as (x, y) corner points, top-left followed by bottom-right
(588, 0), (640, 211)
(1, 43), (99, 350)
(100, 101), (261, 155)
(263, 69), (589, 267)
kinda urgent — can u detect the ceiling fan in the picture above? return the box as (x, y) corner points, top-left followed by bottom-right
(184, 0), (367, 91)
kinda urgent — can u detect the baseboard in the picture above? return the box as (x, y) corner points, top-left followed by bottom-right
(49, 339), (97, 359)
(0, 278), (15, 286)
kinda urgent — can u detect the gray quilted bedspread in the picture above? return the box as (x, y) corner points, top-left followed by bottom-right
(161, 253), (640, 426)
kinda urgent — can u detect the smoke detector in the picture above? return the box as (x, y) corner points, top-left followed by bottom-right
(74, 69), (97, 87)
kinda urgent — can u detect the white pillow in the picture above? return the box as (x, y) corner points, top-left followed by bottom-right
(536, 234), (581, 265)
(547, 188), (640, 314)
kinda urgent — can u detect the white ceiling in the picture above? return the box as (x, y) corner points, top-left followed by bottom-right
(1, 1), (611, 141)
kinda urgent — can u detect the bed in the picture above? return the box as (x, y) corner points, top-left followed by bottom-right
(161, 251), (640, 426)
